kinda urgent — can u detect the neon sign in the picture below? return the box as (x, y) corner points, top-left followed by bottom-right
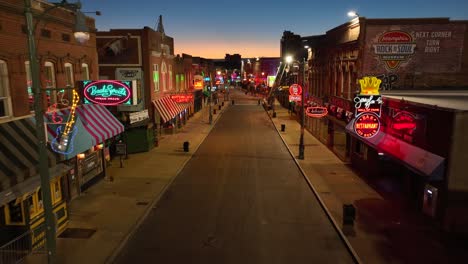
(170, 94), (193, 103)
(306, 107), (328, 118)
(355, 76), (383, 117)
(289, 84), (302, 96)
(82, 80), (132, 106)
(392, 111), (416, 131)
(48, 90), (80, 154)
(354, 113), (380, 138)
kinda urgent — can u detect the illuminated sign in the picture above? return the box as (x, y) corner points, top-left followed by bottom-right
(355, 76), (383, 117)
(49, 90), (80, 154)
(354, 113), (380, 138)
(289, 95), (301, 102)
(267, 76), (276, 87)
(82, 80), (132, 106)
(306, 107), (328, 118)
(373, 31), (416, 70)
(170, 94), (193, 103)
(193, 75), (203, 89)
(289, 84), (302, 96)
(392, 111), (416, 131)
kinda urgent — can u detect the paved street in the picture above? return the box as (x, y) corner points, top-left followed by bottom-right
(114, 90), (356, 264)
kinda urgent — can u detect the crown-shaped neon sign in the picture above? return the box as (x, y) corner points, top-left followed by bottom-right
(358, 76), (381, 95)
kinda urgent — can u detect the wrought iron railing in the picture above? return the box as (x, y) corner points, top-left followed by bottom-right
(0, 227), (45, 264)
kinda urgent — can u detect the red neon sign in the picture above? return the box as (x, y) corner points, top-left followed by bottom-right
(306, 107), (328, 118)
(289, 84), (302, 96)
(170, 94), (193, 103)
(392, 112), (416, 131)
(354, 113), (380, 138)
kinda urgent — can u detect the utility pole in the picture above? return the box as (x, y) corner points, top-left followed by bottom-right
(298, 58), (306, 160)
(25, 0), (56, 261)
(209, 73), (213, 125)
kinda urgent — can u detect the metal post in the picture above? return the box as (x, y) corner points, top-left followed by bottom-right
(209, 74), (213, 125)
(24, 0), (56, 262)
(298, 58), (306, 160)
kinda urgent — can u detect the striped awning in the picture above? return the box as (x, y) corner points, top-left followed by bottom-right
(0, 117), (58, 193)
(152, 97), (185, 123)
(45, 104), (124, 160)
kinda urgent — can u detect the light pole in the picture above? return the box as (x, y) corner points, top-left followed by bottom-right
(209, 73), (213, 125)
(24, 0), (90, 262)
(298, 57), (306, 160)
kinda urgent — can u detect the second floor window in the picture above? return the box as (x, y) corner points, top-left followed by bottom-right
(82, 63), (90, 80)
(44, 61), (57, 107)
(169, 65), (173, 90)
(161, 62), (167, 92)
(0, 60), (11, 118)
(153, 64), (159, 92)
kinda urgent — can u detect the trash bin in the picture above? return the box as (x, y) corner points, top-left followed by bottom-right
(343, 204), (356, 225)
(281, 124), (286, 132)
(183, 141), (189, 152)
(231, 100), (235, 105)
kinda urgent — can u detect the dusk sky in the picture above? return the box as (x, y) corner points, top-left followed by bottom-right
(80, 0), (468, 59)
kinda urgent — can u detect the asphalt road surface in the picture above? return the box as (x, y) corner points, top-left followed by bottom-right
(115, 89), (355, 264)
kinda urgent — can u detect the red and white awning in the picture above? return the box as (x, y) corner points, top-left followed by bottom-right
(152, 96), (185, 123)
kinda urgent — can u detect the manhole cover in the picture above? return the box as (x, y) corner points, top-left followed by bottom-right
(59, 228), (96, 239)
(136, 201), (149, 206)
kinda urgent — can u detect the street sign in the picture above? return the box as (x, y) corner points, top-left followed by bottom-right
(116, 142), (127, 155)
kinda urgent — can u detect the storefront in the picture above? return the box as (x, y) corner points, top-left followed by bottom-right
(0, 117), (70, 248)
(325, 96), (355, 161)
(45, 104), (124, 198)
(152, 96), (187, 135)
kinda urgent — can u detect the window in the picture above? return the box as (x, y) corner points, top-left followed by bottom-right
(153, 64), (159, 92)
(168, 65), (173, 90)
(27, 189), (44, 219)
(354, 141), (368, 160)
(161, 62), (167, 92)
(62, 33), (70, 42)
(4, 199), (25, 225)
(44, 61), (57, 106)
(81, 63), (90, 80)
(181, 74), (185, 91)
(25, 61), (34, 111)
(62, 62), (74, 105)
(64, 63), (74, 87)
(40, 29), (51, 38)
(0, 60), (11, 117)
(51, 177), (62, 205)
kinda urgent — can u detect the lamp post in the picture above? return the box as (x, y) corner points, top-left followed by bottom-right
(298, 57), (306, 160)
(209, 73), (213, 125)
(24, 0), (90, 262)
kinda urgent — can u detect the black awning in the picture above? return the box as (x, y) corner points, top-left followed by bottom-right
(0, 118), (58, 193)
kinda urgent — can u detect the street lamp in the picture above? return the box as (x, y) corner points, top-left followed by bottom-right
(347, 10), (359, 18)
(24, 0), (91, 262)
(285, 55), (305, 159)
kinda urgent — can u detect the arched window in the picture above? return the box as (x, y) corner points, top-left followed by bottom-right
(64, 62), (74, 105)
(153, 64), (159, 92)
(81, 63), (90, 80)
(25, 61), (34, 111)
(0, 60), (11, 117)
(161, 61), (167, 92)
(168, 65), (173, 90)
(44, 61), (57, 106)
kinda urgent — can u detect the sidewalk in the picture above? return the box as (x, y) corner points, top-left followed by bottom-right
(266, 99), (450, 264)
(25, 101), (229, 264)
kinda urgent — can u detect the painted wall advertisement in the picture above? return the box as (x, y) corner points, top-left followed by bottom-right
(363, 23), (466, 89)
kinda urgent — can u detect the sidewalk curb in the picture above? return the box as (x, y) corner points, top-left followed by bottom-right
(265, 105), (363, 264)
(105, 104), (229, 264)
